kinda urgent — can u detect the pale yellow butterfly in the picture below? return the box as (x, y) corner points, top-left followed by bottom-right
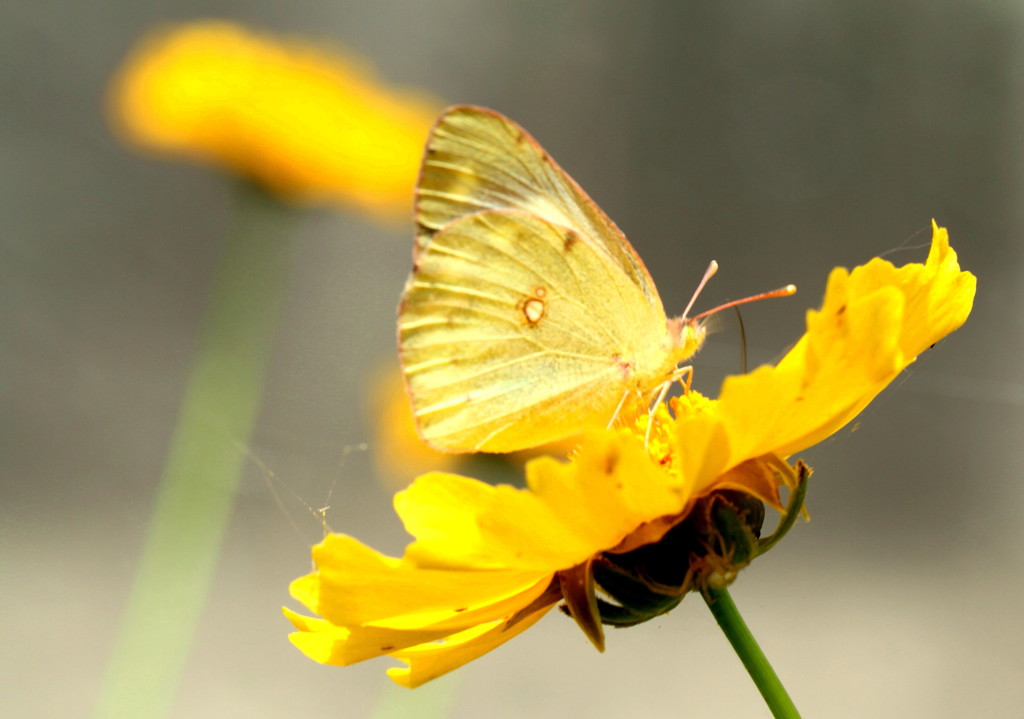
(399, 106), (791, 453)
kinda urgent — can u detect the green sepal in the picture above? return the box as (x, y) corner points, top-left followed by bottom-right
(758, 461), (810, 555)
(594, 595), (685, 627)
(592, 557), (689, 625)
(557, 560), (605, 651)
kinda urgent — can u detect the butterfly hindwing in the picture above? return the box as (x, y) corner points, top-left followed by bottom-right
(400, 209), (671, 452)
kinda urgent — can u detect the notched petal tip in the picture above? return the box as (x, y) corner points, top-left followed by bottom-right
(385, 603), (555, 688)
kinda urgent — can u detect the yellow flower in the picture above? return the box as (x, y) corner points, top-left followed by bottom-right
(285, 223), (975, 687)
(109, 21), (439, 220)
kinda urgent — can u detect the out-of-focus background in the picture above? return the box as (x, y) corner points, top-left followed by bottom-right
(4, 2), (1021, 717)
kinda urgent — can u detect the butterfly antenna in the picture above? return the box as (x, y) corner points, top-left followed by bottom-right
(691, 283), (797, 322)
(680, 261), (719, 321)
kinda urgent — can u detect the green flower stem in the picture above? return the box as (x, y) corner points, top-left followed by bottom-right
(703, 586), (802, 719)
(92, 181), (299, 719)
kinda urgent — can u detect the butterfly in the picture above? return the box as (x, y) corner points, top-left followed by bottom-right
(398, 106), (789, 453)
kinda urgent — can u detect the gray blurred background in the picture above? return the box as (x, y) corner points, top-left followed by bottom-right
(3, 1), (1022, 717)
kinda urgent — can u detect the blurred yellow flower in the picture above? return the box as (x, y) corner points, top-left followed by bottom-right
(369, 363), (461, 490)
(109, 21), (439, 220)
(285, 223), (975, 687)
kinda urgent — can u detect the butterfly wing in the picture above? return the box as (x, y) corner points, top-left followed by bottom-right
(415, 106), (663, 313)
(400, 210), (673, 453)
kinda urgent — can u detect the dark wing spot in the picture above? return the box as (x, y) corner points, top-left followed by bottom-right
(563, 229), (579, 252)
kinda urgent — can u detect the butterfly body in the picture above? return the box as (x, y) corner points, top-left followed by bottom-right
(399, 106), (705, 453)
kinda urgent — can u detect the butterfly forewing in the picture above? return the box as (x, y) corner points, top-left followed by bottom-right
(415, 106), (662, 311)
(400, 210), (673, 453)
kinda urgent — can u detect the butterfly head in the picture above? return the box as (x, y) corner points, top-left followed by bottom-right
(669, 260), (796, 367)
(668, 316), (708, 365)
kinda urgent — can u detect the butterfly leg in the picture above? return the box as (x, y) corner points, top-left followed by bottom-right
(643, 365), (694, 417)
(642, 365), (695, 449)
(643, 381), (672, 449)
(672, 364), (694, 394)
(608, 390), (634, 429)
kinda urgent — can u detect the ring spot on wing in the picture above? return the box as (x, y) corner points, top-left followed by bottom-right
(521, 287), (548, 326)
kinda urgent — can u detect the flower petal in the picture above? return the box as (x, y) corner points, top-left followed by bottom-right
(284, 608), (454, 665)
(398, 432), (690, 571)
(385, 603), (554, 688)
(668, 392), (733, 496)
(290, 534), (552, 631)
(685, 223), (974, 480)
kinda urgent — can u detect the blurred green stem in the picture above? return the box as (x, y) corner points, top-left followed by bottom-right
(371, 674), (460, 719)
(92, 182), (298, 719)
(703, 587), (802, 719)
